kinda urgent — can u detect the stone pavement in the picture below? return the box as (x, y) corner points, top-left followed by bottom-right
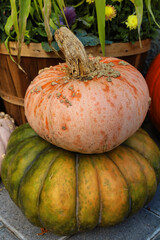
(0, 119), (160, 240)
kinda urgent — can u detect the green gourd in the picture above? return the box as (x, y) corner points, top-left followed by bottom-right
(1, 123), (160, 236)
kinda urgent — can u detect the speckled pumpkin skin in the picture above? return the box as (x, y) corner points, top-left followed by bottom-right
(24, 57), (150, 153)
(1, 124), (160, 236)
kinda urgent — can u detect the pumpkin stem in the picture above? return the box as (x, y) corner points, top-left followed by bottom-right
(55, 27), (121, 81)
(54, 27), (94, 77)
(37, 228), (48, 235)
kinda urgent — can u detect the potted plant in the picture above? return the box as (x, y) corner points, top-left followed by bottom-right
(0, 0), (160, 125)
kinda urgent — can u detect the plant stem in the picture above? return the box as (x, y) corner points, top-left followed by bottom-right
(54, 27), (93, 77)
(54, 27), (120, 81)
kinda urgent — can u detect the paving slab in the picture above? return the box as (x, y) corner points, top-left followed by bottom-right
(0, 227), (20, 240)
(0, 221), (4, 228)
(145, 185), (160, 217)
(151, 231), (160, 240)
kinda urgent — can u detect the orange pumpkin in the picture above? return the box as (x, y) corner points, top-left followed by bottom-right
(24, 27), (150, 154)
(145, 53), (160, 131)
(24, 57), (149, 153)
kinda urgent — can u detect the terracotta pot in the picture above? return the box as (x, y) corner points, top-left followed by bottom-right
(0, 39), (151, 125)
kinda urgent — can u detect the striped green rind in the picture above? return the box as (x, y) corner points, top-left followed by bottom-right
(18, 147), (59, 227)
(124, 128), (160, 183)
(6, 136), (51, 205)
(77, 154), (99, 231)
(6, 123), (37, 152)
(107, 146), (148, 214)
(92, 154), (130, 226)
(1, 138), (34, 191)
(39, 150), (77, 235)
(127, 148), (157, 204)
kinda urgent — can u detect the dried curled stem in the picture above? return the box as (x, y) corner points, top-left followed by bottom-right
(54, 27), (120, 81)
(54, 27), (94, 77)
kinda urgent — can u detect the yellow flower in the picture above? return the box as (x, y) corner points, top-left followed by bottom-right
(86, 0), (94, 4)
(105, 5), (116, 21)
(126, 15), (138, 30)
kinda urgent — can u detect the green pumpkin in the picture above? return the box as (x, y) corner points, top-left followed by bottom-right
(1, 124), (160, 236)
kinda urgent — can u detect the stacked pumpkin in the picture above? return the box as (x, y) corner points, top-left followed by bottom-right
(1, 27), (160, 236)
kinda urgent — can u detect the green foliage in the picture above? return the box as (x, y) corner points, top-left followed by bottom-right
(134, 0), (143, 45)
(18, 0), (31, 63)
(0, 0), (13, 43)
(75, 29), (100, 46)
(0, 0), (160, 58)
(95, 0), (106, 55)
(103, 0), (160, 43)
